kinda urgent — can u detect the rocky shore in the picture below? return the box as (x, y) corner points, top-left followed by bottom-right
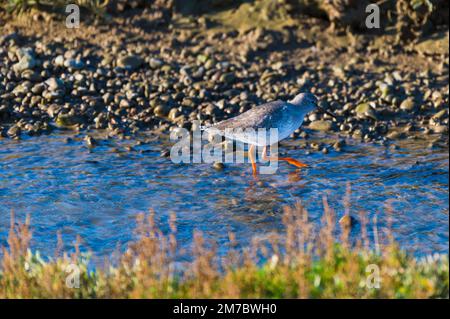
(0, 7), (448, 154)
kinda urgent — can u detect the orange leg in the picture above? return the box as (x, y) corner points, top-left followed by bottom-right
(248, 145), (258, 176)
(262, 146), (308, 168)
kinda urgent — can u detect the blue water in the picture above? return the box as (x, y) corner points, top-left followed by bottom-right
(0, 131), (448, 261)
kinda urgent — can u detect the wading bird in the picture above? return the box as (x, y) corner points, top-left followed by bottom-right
(205, 93), (335, 176)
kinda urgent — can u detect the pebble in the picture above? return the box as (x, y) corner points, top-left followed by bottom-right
(220, 72), (236, 84)
(213, 162), (225, 171)
(339, 215), (357, 228)
(55, 55), (65, 66)
(399, 98), (416, 111)
(7, 125), (20, 137)
(160, 150), (170, 157)
(432, 125), (448, 134)
(12, 48), (36, 73)
(149, 58), (163, 69)
(308, 120), (333, 132)
(64, 58), (84, 69)
(117, 55), (144, 70)
(55, 113), (84, 127)
(355, 103), (378, 120)
(45, 77), (64, 91)
(432, 109), (448, 120)
(84, 135), (96, 148)
(154, 104), (171, 117)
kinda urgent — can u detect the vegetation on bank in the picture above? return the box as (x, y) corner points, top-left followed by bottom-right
(2, 0), (448, 39)
(1, 200), (448, 298)
(2, 0), (110, 15)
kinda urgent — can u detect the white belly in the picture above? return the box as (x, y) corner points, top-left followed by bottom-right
(224, 117), (304, 146)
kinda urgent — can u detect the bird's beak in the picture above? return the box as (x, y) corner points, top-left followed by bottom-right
(316, 104), (337, 118)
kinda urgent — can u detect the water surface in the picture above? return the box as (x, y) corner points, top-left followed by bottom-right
(0, 131), (448, 260)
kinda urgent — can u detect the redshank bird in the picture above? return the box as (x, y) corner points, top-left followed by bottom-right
(205, 93), (334, 176)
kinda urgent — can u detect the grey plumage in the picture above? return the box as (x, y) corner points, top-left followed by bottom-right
(206, 101), (288, 132)
(203, 93), (319, 146)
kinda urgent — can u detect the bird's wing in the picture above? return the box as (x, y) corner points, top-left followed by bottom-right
(205, 101), (287, 133)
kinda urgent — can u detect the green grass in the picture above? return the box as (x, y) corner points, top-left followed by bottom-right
(0, 200), (448, 298)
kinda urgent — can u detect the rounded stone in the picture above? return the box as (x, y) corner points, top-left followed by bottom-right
(213, 162), (225, 171)
(399, 98), (416, 111)
(308, 120), (333, 132)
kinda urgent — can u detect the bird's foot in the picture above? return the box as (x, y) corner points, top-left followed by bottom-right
(279, 157), (309, 168)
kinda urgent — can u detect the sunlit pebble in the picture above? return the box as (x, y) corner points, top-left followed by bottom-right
(160, 150), (170, 157)
(84, 135), (96, 148)
(339, 215), (357, 228)
(213, 162), (225, 171)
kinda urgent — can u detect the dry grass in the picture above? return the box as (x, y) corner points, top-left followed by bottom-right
(0, 197), (448, 298)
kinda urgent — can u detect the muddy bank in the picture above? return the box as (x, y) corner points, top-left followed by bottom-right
(0, 1), (448, 153)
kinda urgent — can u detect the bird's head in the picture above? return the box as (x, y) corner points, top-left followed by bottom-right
(289, 93), (318, 113)
(289, 93), (336, 118)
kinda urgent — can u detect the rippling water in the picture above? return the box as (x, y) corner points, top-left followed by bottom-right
(0, 131), (448, 260)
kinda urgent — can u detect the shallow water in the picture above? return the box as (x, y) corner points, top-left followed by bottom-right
(0, 131), (448, 260)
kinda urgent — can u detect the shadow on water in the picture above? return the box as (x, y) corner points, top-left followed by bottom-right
(0, 131), (448, 260)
